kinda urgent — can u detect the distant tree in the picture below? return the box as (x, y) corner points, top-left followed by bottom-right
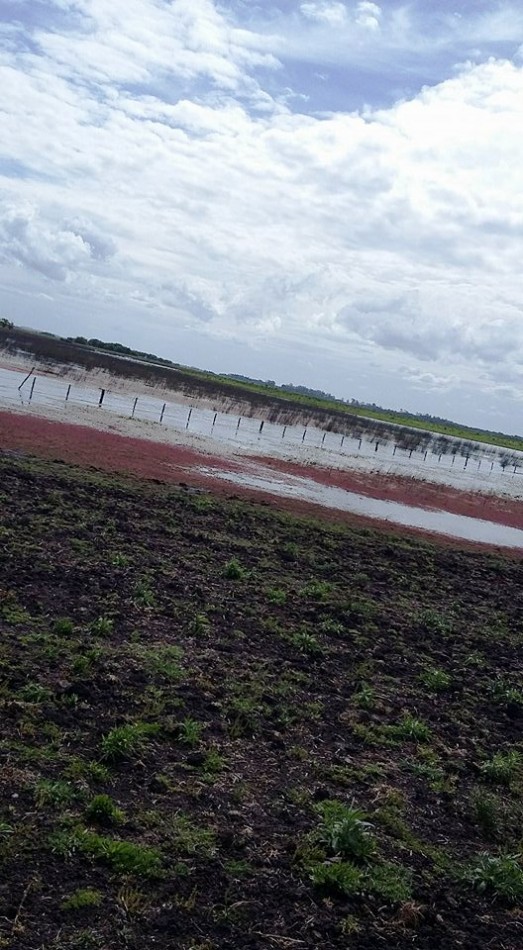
(0, 317), (14, 329)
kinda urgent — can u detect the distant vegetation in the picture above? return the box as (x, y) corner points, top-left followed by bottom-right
(0, 323), (521, 452)
(65, 334), (523, 452)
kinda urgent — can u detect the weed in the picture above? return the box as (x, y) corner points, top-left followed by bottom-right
(53, 617), (75, 636)
(310, 860), (363, 896)
(289, 630), (324, 656)
(365, 862), (413, 903)
(117, 886), (149, 916)
(134, 580), (156, 607)
(301, 580), (332, 601)
(18, 682), (53, 703)
(395, 715), (431, 742)
(178, 718), (203, 748)
(470, 790), (500, 838)
(62, 889), (103, 912)
(316, 801), (375, 861)
(417, 609), (452, 635)
(223, 558), (249, 580)
(353, 682), (375, 709)
(34, 779), (79, 808)
(191, 613), (211, 636)
(51, 828), (163, 877)
(170, 813), (216, 857)
(489, 679), (523, 709)
(90, 616), (114, 637)
(85, 794), (124, 826)
(266, 587), (287, 605)
(480, 750), (522, 785)
(464, 853), (523, 902)
(100, 722), (160, 763)
(420, 667), (451, 691)
(224, 859), (253, 879)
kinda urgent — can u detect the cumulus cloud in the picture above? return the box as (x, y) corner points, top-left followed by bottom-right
(1, 1), (523, 425)
(300, 2), (348, 27)
(0, 205), (117, 281)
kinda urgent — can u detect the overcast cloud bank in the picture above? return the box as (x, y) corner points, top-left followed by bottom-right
(1, 1), (523, 430)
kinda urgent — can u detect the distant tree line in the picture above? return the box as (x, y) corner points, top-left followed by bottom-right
(67, 336), (177, 369)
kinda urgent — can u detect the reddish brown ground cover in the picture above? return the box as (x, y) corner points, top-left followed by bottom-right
(1, 410), (522, 545)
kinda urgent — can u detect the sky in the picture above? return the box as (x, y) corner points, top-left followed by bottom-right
(1, 1), (523, 431)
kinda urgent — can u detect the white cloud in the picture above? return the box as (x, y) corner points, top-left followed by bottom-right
(1, 1), (523, 426)
(300, 2), (348, 27)
(355, 2), (381, 32)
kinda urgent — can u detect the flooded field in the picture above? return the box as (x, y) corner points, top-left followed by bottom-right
(1, 359), (523, 548)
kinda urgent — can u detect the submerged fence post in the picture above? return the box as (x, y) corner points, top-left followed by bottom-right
(341, 435), (345, 449)
(29, 377), (36, 402)
(212, 412), (217, 430)
(236, 417), (241, 432)
(160, 403), (166, 423)
(186, 409), (192, 430)
(258, 420), (264, 436)
(393, 445), (397, 456)
(18, 366), (36, 391)
(98, 388), (105, 408)
(131, 397), (138, 418)
(321, 433), (326, 447)
(282, 426), (287, 439)
(65, 384), (71, 402)
(375, 442), (379, 453)
(358, 439), (362, 450)
(302, 428), (307, 443)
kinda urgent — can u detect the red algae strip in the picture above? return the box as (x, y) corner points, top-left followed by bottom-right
(1, 410), (522, 551)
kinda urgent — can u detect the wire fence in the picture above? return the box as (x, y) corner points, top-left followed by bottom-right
(1, 366), (522, 481)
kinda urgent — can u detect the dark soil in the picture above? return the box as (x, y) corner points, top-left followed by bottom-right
(1, 452), (523, 950)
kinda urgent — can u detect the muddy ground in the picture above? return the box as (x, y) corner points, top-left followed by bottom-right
(0, 449), (523, 950)
(1, 411), (523, 549)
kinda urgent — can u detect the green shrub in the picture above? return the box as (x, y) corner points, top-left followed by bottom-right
(100, 722), (160, 763)
(464, 853), (523, 902)
(316, 801), (375, 861)
(223, 558), (249, 580)
(85, 794), (124, 826)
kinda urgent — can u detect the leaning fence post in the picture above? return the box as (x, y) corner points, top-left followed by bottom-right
(18, 366), (36, 391)
(186, 409), (192, 430)
(98, 388), (105, 407)
(131, 397), (138, 418)
(65, 384), (71, 402)
(302, 428), (307, 443)
(282, 426), (287, 439)
(160, 403), (166, 423)
(29, 377), (36, 402)
(211, 412), (217, 430)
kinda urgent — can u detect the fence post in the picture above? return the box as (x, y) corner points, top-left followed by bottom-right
(186, 409), (192, 430)
(65, 384), (71, 402)
(321, 433), (326, 446)
(18, 366), (35, 391)
(160, 403), (166, 423)
(282, 426), (287, 439)
(131, 397), (138, 418)
(259, 420), (264, 435)
(29, 377), (36, 402)
(212, 412), (217, 430)
(302, 428), (307, 443)
(98, 388), (105, 407)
